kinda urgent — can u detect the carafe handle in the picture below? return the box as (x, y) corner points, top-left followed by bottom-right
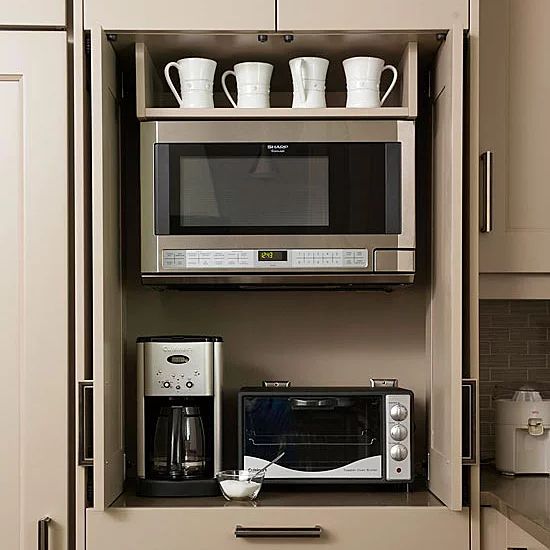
(221, 70), (238, 108)
(380, 65), (398, 106)
(164, 62), (184, 107)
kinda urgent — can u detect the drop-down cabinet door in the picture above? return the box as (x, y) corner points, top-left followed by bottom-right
(0, 31), (68, 550)
(479, 0), (550, 275)
(277, 0), (468, 31)
(85, 0), (275, 31)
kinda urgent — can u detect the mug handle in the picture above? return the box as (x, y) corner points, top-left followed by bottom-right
(380, 65), (398, 106)
(164, 62), (183, 107)
(221, 70), (238, 108)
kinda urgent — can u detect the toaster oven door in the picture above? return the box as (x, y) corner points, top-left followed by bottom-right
(241, 395), (383, 480)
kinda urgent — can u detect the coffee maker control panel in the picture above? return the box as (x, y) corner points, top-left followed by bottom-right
(143, 341), (214, 397)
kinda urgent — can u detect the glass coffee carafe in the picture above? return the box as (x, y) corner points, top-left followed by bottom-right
(152, 405), (206, 479)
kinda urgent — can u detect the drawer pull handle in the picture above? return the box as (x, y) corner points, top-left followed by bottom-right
(235, 525), (322, 538)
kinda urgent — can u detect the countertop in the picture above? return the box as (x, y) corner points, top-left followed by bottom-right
(481, 466), (550, 547)
(113, 484), (443, 509)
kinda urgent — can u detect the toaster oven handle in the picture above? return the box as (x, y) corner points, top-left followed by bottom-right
(290, 398), (337, 409)
(235, 526), (322, 538)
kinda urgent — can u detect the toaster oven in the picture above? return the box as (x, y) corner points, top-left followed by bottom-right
(141, 120), (415, 288)
(238, 386), (414, 484)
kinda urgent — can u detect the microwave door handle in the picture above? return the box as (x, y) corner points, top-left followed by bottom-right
(290, 398), (337, 409)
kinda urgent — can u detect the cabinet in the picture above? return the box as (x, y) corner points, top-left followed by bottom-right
(0, 0), (65, 27)
(479, 0), (550, 282)
(84, 0), (275, 31)
(87, 505), (470, 550)
(0, 31), (68, 550)
(277, 0), (468, 31)
(481, 508), (550, 550)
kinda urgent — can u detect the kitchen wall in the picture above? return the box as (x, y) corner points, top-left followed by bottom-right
(480, 300), (550, 461)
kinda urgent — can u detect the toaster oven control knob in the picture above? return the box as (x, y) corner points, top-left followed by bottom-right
(390, 403), (408, 421)
(163, 381), (171, 389)
(390, 424), (408, 441)
(390, 444), (408, 461)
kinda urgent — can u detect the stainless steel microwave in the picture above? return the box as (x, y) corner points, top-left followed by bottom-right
(140, 120), (415, 288)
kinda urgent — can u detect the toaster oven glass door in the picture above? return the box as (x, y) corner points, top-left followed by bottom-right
(154, 142), (401, 236)
(241, 395), (383, 479)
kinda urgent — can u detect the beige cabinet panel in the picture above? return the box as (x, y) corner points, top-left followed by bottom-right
(0, 31), (68, 550)
(85, 0), (275, 31)
(91, 28), (125, 509)
(479, 0), (550, 273)
(481, 508), (507, 550)
(87, 506), (470, 550)
(0, 0), (64, 27)
(277, 0), (467, 31)
(428, 27), (464, 512)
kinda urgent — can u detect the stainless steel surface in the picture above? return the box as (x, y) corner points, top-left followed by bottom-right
(482, 466), (550, 548)
(78, 381), (93, 466)
(141, 272), (415, 287)
(235, 525), (322, 538)
(263, 381), (291, 388)
(141, 120), (415, 286)
(38, 517), (51, 550)
(213, 341), (222, 475)
(370, 378), (399, 388)
(251, 451), (286, 481)
(480, 151), (493, 233)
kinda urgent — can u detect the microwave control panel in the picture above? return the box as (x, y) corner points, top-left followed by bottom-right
(385, 394), (412, 481)
(161, 249), (368, 270)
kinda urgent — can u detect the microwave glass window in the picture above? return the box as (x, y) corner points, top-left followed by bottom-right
(241, 395), (382, 475)
(154, 143), (401, 235)
(179, 156), (329, 227)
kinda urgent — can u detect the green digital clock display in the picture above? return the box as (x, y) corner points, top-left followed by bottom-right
(258, 250), (288, 262)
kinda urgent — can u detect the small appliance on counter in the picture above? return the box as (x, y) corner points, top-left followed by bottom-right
(136, 336), (223, 496)
(495, 384), (550, 475)
(238, 380), (414, 485)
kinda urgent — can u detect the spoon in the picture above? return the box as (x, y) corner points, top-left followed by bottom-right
(250, 451), (285, 481)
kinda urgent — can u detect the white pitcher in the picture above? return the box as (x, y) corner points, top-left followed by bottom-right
(164, 57), (217, 108)
(221, 62), (273, 108)
(289, 57), (329, 108)
(343, 57), (398, 108)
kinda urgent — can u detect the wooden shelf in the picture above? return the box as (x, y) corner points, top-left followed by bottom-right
(143, 106), (411, 120)
(135, 38), (418, 120)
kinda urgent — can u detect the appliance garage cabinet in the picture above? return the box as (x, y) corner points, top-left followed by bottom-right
(76, 18), (475, 550)
(478, 0), (550, 298)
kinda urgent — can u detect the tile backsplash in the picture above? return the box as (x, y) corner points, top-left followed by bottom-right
(480, 300), (550, 461)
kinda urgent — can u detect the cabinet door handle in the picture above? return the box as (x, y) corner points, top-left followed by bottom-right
(507, 547), (528, 549)
(235, 525), (322, 538)
(78, 381), (93, 466)
(38, 517), (51, 550)
(480, 151), (493, 233)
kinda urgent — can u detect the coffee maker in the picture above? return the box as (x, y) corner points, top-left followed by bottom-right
(137, 336), (222, 496)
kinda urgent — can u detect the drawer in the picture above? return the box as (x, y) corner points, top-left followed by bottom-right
(87, 505), (469, 550)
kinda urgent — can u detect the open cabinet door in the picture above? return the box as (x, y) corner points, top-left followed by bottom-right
(429, 27), (464, 511)
(91, 27), (125, 509)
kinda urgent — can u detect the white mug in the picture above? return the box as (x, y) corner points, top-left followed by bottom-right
(289, 57), (329, 108)
(343, 57), (398, 108)
(221, 62), (273, 108)
(164, 57), (217, 108)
